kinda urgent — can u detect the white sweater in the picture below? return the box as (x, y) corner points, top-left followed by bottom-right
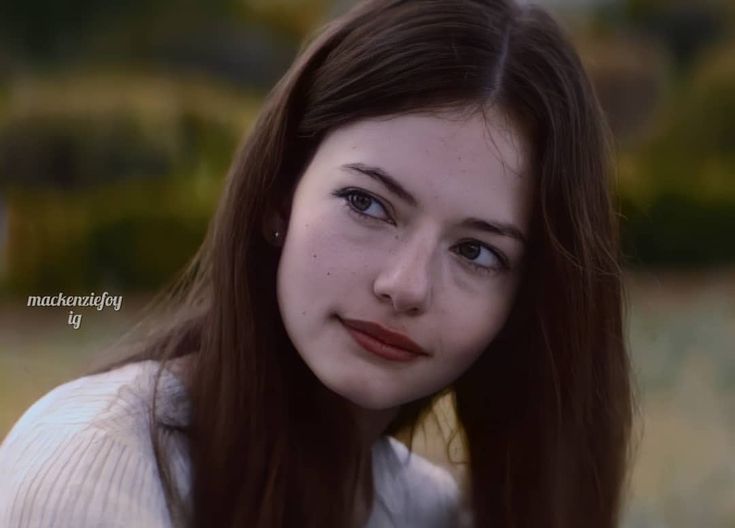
(0, 359), (464, 527)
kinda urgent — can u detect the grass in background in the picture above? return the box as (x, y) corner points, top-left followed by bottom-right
(1, 271), (733, 527)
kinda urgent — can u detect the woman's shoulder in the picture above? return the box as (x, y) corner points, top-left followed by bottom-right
(0, 359), (190, 527)
(2, 358), (190, 445)
(380, 436), (459, 496)
(371, 436), (467, 527)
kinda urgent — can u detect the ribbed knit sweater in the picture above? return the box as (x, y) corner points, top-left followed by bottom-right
(0, 359), (464, 527)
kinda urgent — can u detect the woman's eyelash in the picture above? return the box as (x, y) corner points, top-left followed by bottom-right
(456, 241), (509, 274)
(333, 188), (393, 223)
(332, 187), (510, 274)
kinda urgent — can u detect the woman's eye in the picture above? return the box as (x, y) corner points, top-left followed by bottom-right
(332, 188), (508, 274)
(453, 241), (509, 274)
(335, 189), (392, 223)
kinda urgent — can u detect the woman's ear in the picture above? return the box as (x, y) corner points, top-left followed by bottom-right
(261, 201), (289, 247)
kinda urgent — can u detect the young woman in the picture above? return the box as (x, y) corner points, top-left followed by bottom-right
(0, 0), (635, 527)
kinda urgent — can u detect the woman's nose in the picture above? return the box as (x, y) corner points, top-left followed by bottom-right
(372, 237), (434, 314)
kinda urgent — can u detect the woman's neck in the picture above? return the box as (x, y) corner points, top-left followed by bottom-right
(347, 401), (400, 447)
(346, 402), (399, 527)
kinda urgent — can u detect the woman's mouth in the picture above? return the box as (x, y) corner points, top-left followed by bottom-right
(339, 317), (426, 362)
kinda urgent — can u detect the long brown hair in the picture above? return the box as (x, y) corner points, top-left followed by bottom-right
(88, 0), (635, 526)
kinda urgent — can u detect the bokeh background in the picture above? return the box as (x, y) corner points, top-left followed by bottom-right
(1, 0), (734, 526)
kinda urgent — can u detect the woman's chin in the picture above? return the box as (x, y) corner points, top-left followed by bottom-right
(323, 378), (404, 411)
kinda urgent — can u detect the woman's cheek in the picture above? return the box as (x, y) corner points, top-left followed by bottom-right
(445, 309), (505, 362)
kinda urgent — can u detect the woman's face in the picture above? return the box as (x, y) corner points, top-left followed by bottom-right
(276, 110), (532, 410)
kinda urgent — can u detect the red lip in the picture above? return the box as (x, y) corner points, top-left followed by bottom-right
(339, 317), (427, 356)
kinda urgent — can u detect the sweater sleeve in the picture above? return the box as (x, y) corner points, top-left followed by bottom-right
(0, 424), (172, 528)
(425, 463), (463, 527)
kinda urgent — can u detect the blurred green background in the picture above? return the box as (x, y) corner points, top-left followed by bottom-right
(0, 0), (733, 526)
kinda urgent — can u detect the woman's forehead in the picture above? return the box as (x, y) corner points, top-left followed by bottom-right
(301, 110), (533, 235)
(320, 110), (528, 180)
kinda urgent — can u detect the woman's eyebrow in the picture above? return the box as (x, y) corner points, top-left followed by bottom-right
(339, 162), (527, 245)
(341, 162), (418, 206)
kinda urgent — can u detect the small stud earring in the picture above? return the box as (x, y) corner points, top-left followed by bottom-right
(273, 230), (281, 244)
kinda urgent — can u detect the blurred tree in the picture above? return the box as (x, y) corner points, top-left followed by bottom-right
(0, 72), (258, 188)
(0, 0), (331, 89)
(620, 37), (735, 267)
(578, 30), (669, 145)
(635, 38), (735, 200)
(237, 0), (332, 41)
(623, 0), (729, 71)
(0, 71), (258, 293)
(2, 179), (216, 293)
(0, 116), (173, 189)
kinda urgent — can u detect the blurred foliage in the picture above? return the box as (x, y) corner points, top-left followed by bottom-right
(1, 116), (174, 188)
(0, 0), (323, 58)
(598, 0), (732, 71)
(621, 192), (735, 267)
(0, 0), (319, 89)
(238, 0), (332, 40)
(578, 30), (669, 145)
(618, 37), (735, 267)
(0, 72), (258, 188)
(1, 0), (735, 295)
(0, 71), (259, 294)
(0, 0), (233, 61)
(2, 177), (220, 294)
